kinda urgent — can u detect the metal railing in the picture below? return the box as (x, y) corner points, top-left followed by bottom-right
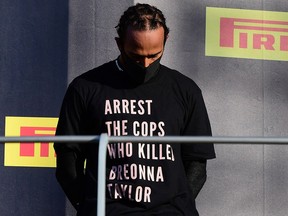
(2, 135), (288, 216)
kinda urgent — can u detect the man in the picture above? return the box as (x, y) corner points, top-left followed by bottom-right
(54, 3), (215, 216)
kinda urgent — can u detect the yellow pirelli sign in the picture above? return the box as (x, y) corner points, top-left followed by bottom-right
(5, 116), (58, 167)
(206, 7), (288, 61)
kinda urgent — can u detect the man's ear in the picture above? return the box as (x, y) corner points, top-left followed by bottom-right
(115, 37), (123, 52)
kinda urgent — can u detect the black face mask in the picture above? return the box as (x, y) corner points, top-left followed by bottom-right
(122, 52), (161, 84)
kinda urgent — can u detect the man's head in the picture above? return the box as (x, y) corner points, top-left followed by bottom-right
(116, 3), (169, 44)
(115, 3), (169, 68)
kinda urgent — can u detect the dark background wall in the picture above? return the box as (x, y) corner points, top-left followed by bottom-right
(0, 1), (68, 215)
(1, 0), (288, 216)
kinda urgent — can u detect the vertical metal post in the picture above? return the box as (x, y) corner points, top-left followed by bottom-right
(97, 133), (109, 216)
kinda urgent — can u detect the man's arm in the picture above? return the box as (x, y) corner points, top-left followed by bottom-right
(183, 160), (207, 199)
(54, 81), (87, 209)
(181, 87), (215, 199)
(55, 150), (85, 210)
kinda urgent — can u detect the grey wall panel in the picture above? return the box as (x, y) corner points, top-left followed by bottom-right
(263, 60), (288, 215)
(262, 1), (288, 215)
(65, 0), (288, 215)
(67, 0), (98, 83)
(67, 0), (133, 84)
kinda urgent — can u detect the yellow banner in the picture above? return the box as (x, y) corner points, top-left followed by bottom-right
(206, 7), (288, 61)
(5, 116), (58, 167)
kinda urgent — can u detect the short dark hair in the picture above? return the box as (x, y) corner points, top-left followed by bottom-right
(116, 3), (169, 42)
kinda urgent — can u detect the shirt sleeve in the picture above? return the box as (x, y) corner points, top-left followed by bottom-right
(181, 91), (216, 160)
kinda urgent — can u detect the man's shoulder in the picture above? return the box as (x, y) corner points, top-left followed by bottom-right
(160, 65), (201, 93)
(78, 60), (116, 80)
(70, 60), (117, 86)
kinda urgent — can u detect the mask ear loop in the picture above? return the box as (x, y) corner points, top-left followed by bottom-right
(115, 58), (123, 72)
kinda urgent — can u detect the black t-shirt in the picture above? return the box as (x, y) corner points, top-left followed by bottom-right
(55, 60), (215, 216)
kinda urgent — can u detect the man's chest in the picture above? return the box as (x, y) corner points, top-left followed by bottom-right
(86, 86), (187, 136)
